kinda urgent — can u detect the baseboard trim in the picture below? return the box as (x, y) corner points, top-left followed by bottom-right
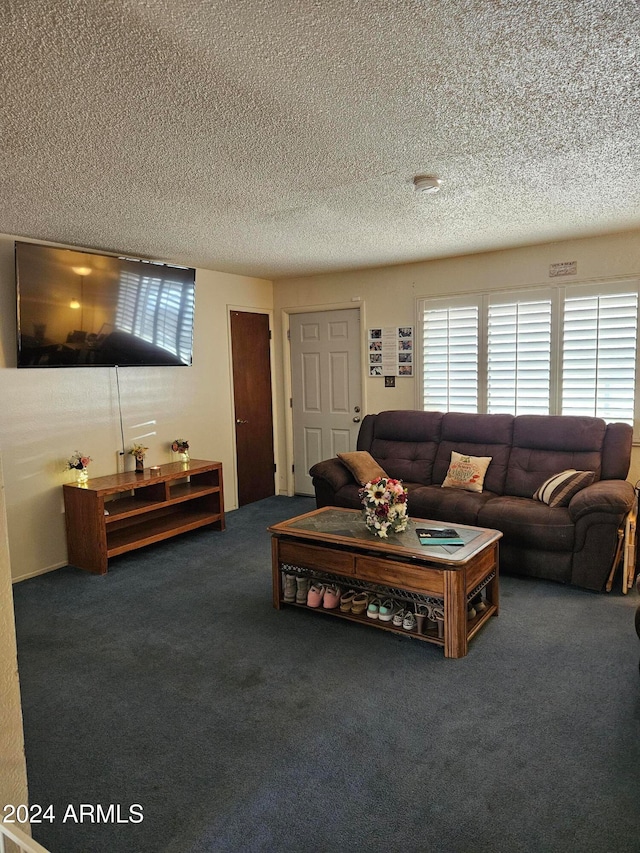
(12, 561), (67, 584)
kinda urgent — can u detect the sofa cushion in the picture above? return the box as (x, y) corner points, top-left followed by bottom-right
(533, 469), (595, 507)
(478, 496), (575, 551)
(433, 412), (513, 494)
(504, 415), (605, 498)
(337, 451), (388, 485)
(368, 410), (443, 484)
(441, 451), (492, 492)
(409, 485), (497, 526)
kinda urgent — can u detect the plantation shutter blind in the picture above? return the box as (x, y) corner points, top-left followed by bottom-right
(115, 271), (140, 333)
(116, 272), (188, 358)
(487, 295), (552, 415)
(419, 280), (639, 429)
(421, 299), (479, 412)
(561, 288), (639, 424)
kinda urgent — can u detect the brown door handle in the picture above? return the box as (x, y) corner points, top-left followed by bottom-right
(236, 418), (249, 424)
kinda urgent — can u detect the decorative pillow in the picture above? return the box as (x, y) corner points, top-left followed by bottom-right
(441, 451), (492, 493)
(533, 469), (595, 507)
(337, 451), (388, 486)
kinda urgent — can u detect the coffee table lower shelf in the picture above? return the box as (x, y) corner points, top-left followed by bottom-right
(279, 595), (498, 649)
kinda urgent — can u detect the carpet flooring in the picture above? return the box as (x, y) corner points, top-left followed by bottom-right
(12, 495), (640, 853)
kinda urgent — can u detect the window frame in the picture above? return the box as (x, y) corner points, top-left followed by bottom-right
(416, 279), (640, 438)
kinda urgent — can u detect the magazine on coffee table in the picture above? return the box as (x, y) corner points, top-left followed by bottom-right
(416, 527), (465, 546)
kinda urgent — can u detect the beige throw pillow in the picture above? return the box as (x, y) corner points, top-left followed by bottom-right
(441, 451), (492, 493)
(337, 451), (388, 486)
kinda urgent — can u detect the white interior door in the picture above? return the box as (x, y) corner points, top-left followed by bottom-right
(290, 308), (362, 495)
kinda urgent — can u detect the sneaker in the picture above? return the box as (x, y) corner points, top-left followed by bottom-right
(283, 573), (297, 603)
(295, 576), (310, 604)
(323, 585), (341, 609)
(307, 583), (325, 608)
(378, 599), (396, 622)
(367, 597), (382, 619)
(393, 608), (406, 627)
(402, 612), (417, 631)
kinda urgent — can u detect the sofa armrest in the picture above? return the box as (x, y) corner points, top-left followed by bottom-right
(568, 479), (635, 523)
(309, 458), (355, 492)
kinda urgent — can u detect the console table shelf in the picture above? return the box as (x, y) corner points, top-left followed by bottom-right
(63, 459), (224, 574)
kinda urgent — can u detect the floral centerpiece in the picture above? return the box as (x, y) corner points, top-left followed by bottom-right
(66, 451), (92, 484)
(130, 443), (148, 472)
(360, 477), (408, 538)
(171, 438), (190, 462)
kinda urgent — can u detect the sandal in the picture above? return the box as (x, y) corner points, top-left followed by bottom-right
(415, 604), (429, 633)
(351, 592), (369, 615)
(339, 590), (357, 612)
(431, 605), (445, 638)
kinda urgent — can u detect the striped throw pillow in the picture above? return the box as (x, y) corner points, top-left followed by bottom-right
(533, 469), (595, 507)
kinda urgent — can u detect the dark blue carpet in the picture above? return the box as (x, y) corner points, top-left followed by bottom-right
(12, 496), (640, 853)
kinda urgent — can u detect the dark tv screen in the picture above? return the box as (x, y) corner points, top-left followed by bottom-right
(16, 242), (195, 367)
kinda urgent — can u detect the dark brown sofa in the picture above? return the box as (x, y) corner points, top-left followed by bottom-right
(309, 410), (635, 591)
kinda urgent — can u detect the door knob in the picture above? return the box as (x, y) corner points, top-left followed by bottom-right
(236, 418), (248, 424)
(353, 416), (361, 423)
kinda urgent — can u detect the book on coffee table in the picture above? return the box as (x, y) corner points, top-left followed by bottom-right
(416, 527), (465, 546)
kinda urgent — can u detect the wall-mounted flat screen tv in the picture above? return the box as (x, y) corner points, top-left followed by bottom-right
(16, 241), (196, 367)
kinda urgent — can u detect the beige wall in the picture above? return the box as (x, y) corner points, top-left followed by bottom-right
(273, 229), (640, 493)
(0, 455), (30, 836)
(0, 234), (273, 581)
(3, 227), (640, 576)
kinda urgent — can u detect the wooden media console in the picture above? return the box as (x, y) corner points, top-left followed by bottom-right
(63, 459), (224, 574)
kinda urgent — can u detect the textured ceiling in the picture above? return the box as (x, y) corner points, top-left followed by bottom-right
(1, 1), (639, 279)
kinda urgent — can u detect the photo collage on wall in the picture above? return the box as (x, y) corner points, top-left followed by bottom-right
(368, 326), (413, 377)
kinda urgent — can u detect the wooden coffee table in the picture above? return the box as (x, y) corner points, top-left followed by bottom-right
(269, 507), (501, 658)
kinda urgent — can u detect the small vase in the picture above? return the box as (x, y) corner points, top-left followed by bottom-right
(135, 456), (144, 473)
(179, 450), (190, 465)
(76, 467), (89, 485)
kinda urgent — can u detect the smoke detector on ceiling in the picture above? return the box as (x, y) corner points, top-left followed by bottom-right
(413, 175), (442, 194)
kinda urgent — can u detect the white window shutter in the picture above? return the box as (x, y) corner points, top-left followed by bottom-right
(487, 299), (552, 415)
(562, 290), (638, 424)
(422, 303), (479, 412)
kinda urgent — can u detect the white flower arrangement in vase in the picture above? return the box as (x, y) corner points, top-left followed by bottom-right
(360, 477), (408, 538)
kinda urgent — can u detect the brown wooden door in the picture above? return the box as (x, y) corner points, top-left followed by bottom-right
(230, 310), (275, 506)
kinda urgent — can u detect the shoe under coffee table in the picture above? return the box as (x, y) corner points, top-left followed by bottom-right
(269, 506), (502, 659)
